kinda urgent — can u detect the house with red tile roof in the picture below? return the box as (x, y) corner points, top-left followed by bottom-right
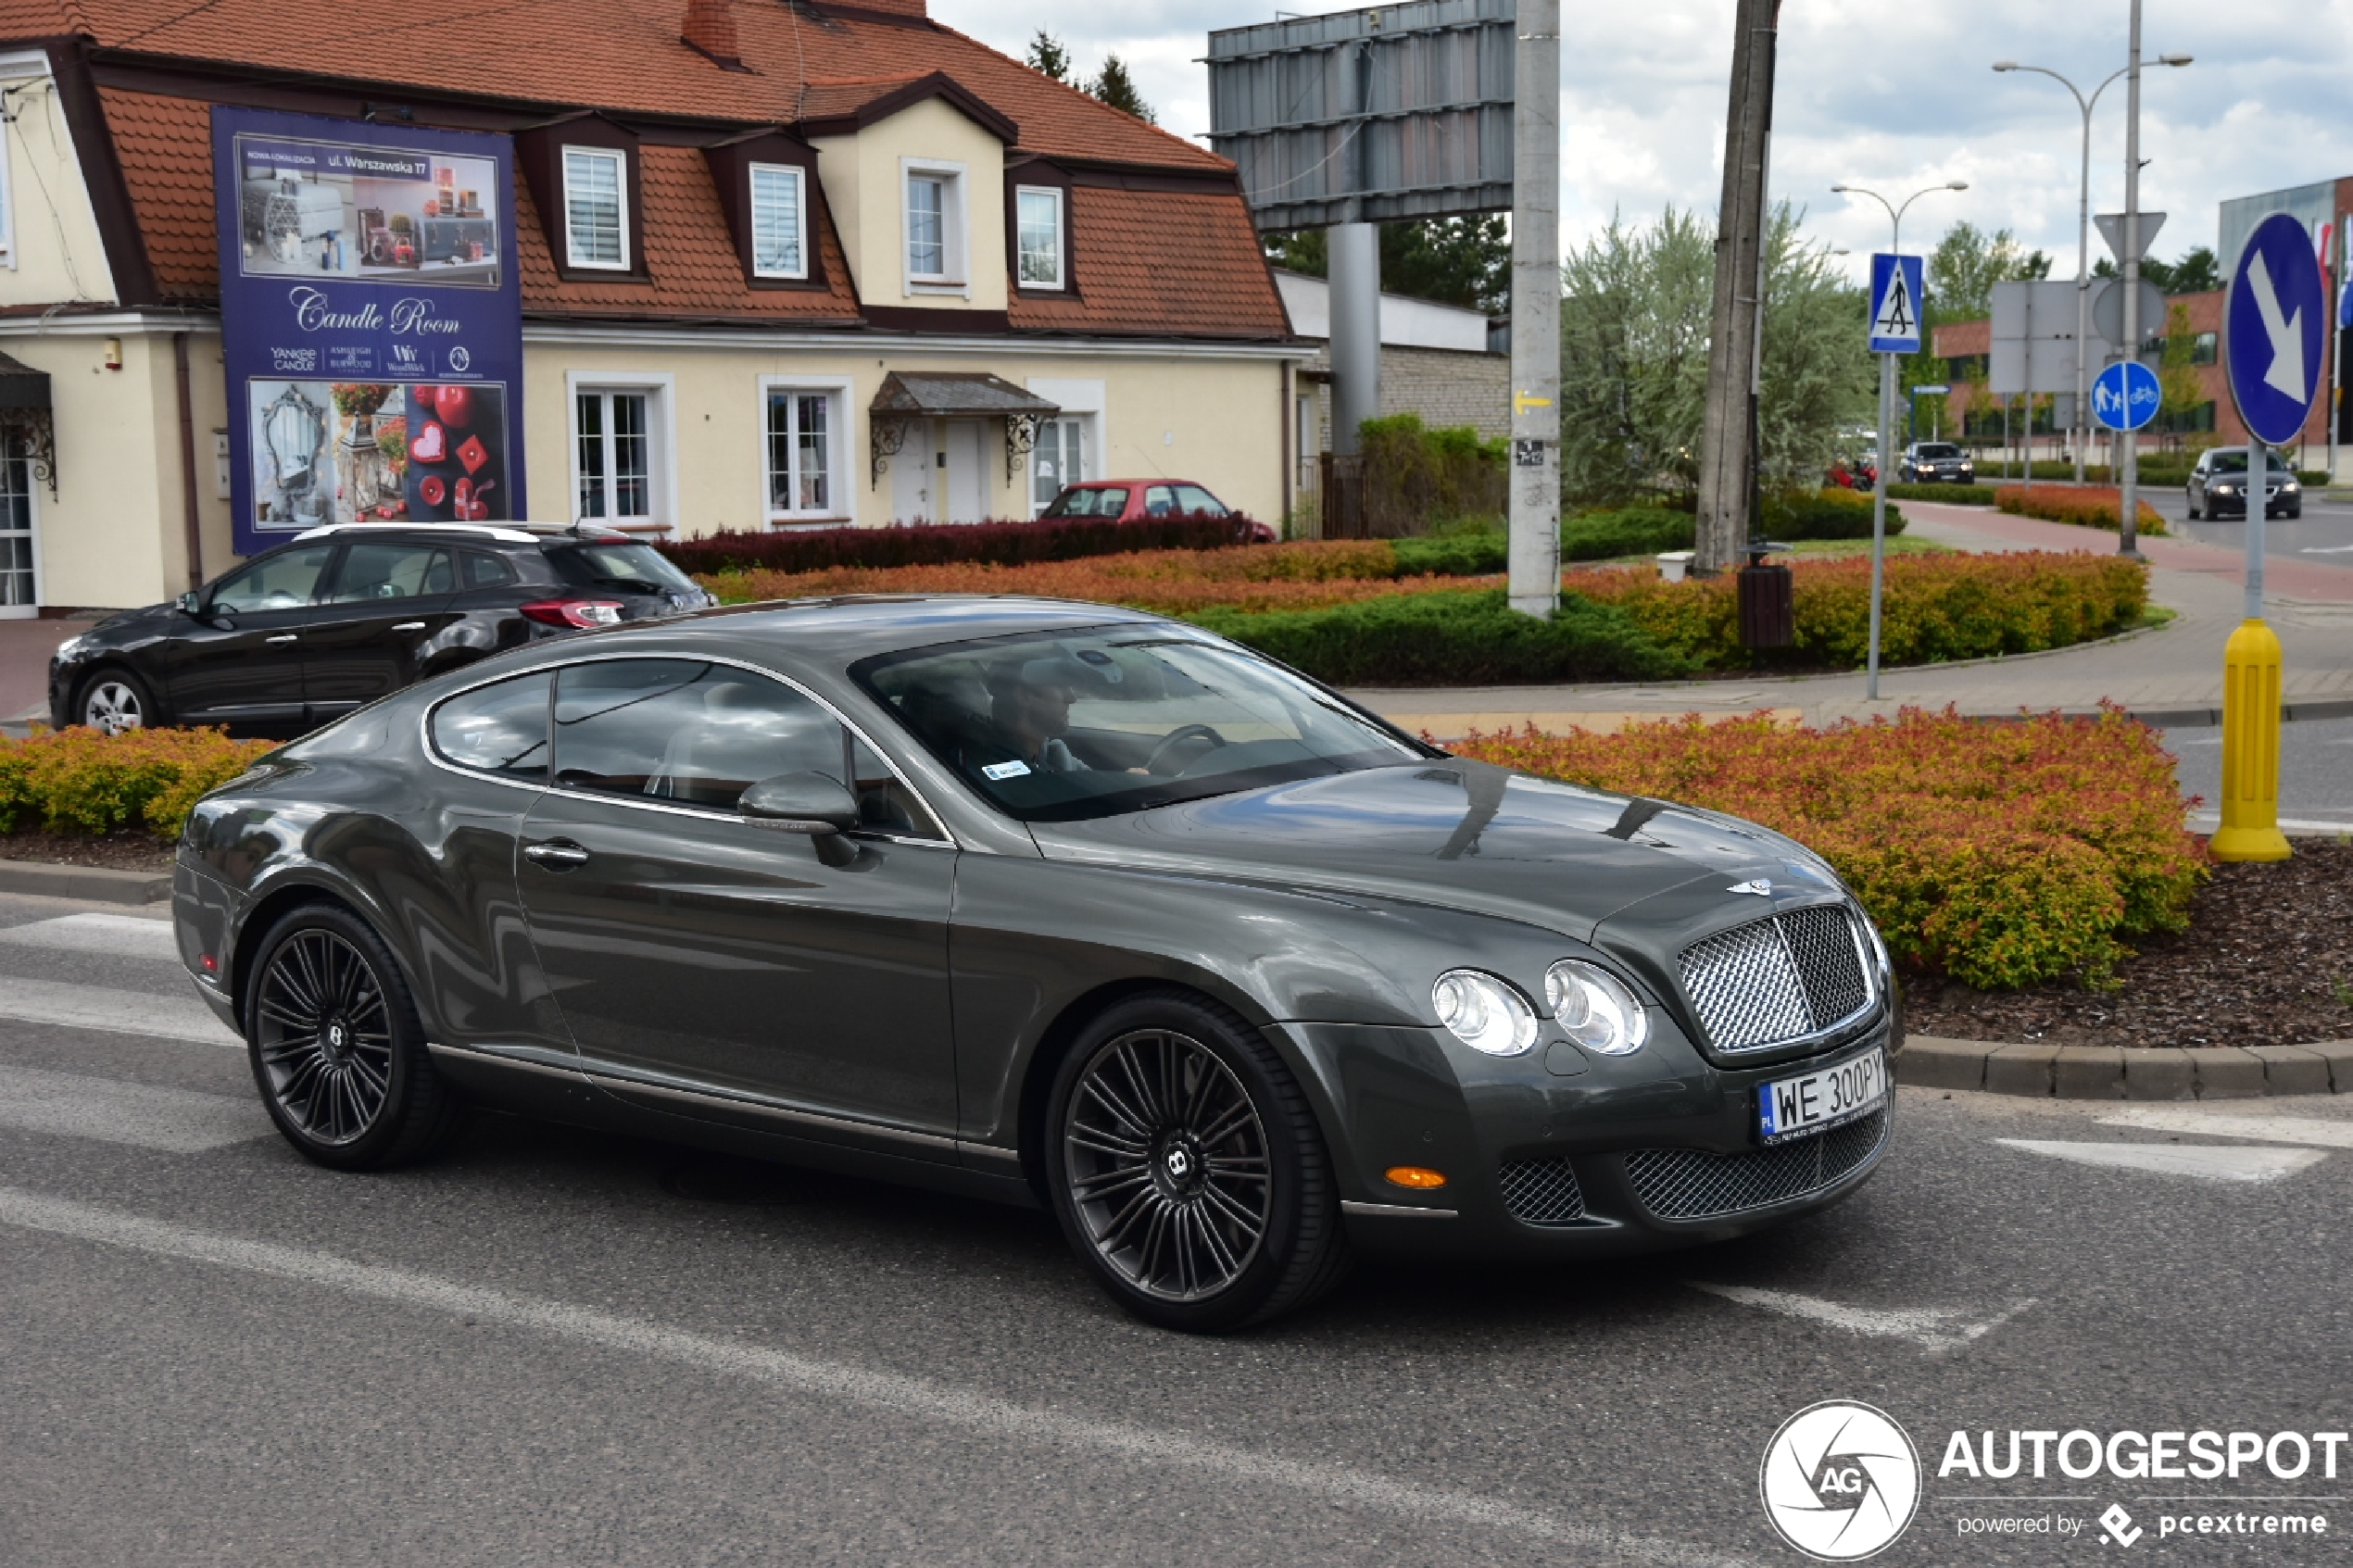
(0, 0), (1299, 610)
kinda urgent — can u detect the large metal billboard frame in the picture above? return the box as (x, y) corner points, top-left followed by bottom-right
(1206, 0), (1515, 232)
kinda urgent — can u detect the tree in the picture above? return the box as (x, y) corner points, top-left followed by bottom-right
(1262, 217), (1512, 314)
(1555, 203), (1872, 503)
(2156, 300), (2206, 445)
(1088, 56), (1152, 122)
(2161, 245), (2222, 294)
(1026, 30), (1072, 83)
(1927, 220), (2045, 321)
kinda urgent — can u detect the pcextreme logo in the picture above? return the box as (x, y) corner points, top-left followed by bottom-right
(1760, 1400), (1923, 1561)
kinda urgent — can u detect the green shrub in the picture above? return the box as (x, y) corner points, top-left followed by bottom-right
(1358, 413), (1507, 536)
(1885, 482), (1996, 506)
(0, 726), (276, 837)
(1559, 507), (1693, 561)
(1764, 487), (1907, 539)
(1390, 533), (1508, 576)
(1185, 589), (1692, 686)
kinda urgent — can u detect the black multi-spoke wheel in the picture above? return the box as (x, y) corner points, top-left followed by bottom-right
(1047, 992), (1349, 1332)
(244, 903), (462, 1170)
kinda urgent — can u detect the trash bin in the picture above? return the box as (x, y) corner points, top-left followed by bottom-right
(1737, 540), (1794, 649)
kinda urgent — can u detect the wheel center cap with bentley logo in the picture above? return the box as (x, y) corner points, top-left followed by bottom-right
(1158, 1134), (1206, 1194)
(322, 1020), (349, 1060)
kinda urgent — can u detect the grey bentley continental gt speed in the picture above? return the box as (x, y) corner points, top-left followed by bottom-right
(172, 596), (1898, 1331)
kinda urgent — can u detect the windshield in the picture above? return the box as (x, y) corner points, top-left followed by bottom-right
(547, 542), (700, 596)
(853, 626), (1428, 822)
(2208, 450), (2289, 474)
(1913, 443), (1961, 459)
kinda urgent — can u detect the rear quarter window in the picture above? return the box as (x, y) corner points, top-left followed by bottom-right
(431, 671), (552, 781)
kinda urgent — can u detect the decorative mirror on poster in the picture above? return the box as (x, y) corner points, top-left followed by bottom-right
(214, 106), (525, 553)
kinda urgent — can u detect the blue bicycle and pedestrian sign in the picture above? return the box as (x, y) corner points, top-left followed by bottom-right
(2092, 359), (2160, 432)
(2227, 212), (2326, 445)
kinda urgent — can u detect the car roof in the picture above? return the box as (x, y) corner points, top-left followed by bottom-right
(1066, 479), (1214, 488)
(534, 594), (1172, 668)
(288, 522), (639, 548)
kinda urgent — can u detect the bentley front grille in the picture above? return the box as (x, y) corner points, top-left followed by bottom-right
(1678, 903), (1876, 1054)
(1497, 1158), (1586, 1225)
(1624, 1108), (1889, 1221)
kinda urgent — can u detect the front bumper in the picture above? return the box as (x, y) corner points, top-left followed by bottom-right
(2203, 493), (2297, 517)
(1282, 1013), (1894, 1261)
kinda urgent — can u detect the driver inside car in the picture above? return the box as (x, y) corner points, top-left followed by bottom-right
(952, 655), (1095, 780)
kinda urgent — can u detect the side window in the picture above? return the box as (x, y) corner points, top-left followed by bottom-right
(1094, 487), (1129, 517)
(328, 543), (454, 603)
(461, 551), (518, 589)
(850, 734), (945, 841)
(1143, 483), (1176, 516)
(430, 671), (551, 781)
(553, 659), (844, 809)
(208, 545), (335, 613)
(1170, 483), (1226, 515)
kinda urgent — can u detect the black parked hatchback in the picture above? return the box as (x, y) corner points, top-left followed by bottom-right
(50, 523), (713, 735)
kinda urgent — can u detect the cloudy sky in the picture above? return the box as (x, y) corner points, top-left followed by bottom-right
(928, 0), (2350, 283)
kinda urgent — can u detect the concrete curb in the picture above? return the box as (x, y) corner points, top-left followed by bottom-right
(1899, 1035), (2353, 1098)
(0, 859), (171, 905)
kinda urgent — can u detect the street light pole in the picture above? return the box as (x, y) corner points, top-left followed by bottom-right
(1831, 179), (1967, 701)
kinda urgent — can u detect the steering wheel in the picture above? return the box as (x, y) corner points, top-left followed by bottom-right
(1143, 722), (1227, 775)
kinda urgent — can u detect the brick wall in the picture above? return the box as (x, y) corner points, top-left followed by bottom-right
(1299, 343), (1510, 456)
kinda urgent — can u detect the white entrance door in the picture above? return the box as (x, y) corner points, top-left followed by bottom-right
(890, 420), (936, 524)
(943, 419), (988, 522)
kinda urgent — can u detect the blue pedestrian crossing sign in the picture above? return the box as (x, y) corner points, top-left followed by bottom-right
(1869, 254), (1924, 353)
(2092, 359), (2160, 432)
(2227, 212), (2326, 445)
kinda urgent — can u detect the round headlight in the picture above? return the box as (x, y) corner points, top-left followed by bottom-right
(1431, 969), (1538, 1057)
(1543, 960), (1650, 1056)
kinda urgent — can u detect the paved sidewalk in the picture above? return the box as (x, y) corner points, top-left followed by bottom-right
(1349, 500), (2353, 738)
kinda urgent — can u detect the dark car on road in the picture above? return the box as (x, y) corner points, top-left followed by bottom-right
(51, 522), (713, 735)
(2185, 446), (2303, 520)
(1896, 442), (1974, 483)
(172, 596), (1898, 1331)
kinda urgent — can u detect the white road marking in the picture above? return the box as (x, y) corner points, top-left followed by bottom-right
(1683, 1281), (2037, 1355)
(1995, 1138), (2327, 1184)
(2099, 1109), (2353, 1149)
(0, 1064), (271, 1152)
(0, 1190), (1750, 1568)
(0, 975), (240, 1047)
(0, 911), (180, 963)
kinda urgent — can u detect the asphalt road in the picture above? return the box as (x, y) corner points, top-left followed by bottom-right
(2138, 485), (2353, 562)
(2161, 717), (2353, 825)
(2, 891), (2349, 1567)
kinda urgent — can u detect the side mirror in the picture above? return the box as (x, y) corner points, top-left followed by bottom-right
(738, 772), (861, 834)
(175, 592), (203, 616)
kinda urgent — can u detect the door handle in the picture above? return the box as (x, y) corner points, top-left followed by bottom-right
(391, 621), (426, 633)
(265, 634), (298, 645)
(523, 840), (590, 870)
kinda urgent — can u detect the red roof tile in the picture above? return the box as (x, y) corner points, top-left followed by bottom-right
(1013, 186), (1288, 341)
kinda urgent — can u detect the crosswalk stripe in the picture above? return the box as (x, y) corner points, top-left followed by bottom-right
(2101, 1108), (2353, 1149)
(0, 975), (241, 1047)
(1995, 1138), (2327, 1184)
(0, 1063), (271, 1152)
(0, 912), (181, 964)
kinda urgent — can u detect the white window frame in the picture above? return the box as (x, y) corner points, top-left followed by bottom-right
(1013, 184), (1064, 292)
(900, 157), (968, 297)
(759, 374), (852, 528)
(561, 145), (630, 272)
(748, 161), (808, 281)
(564, 370), (675, 533)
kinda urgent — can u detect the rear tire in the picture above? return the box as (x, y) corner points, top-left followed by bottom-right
(76, 669), (154, 734)
(1045, 990), (1349, 1333)
(244, 902), (463, 1171)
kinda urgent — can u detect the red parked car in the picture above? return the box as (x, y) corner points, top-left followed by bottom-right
(1039, 480), (1277, 543)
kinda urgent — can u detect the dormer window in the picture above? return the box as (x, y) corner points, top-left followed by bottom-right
(1015, 186), (1064, 290)
(563, 147), (629, 270)
(749, 163), (806, 280)
(900, 157), (967, 294)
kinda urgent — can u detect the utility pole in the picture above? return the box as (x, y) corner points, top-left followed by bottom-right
(1506, 0), (1561, 615)
(2334, 207), (2346, 483)
(2117, 0), (2145, 557)
(1695, 0), (1778, 576)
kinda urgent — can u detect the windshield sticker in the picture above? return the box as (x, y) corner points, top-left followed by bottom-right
(982, 760), (1032, 781)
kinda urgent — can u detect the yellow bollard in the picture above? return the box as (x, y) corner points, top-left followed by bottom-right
(2208, 618), (2291, 862)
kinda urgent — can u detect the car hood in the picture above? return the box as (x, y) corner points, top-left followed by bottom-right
(1027, 759), (1826, 942)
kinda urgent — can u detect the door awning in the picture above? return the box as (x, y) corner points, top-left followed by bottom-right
(868, 372), (1061, 488)
(0, 348), (57, 495)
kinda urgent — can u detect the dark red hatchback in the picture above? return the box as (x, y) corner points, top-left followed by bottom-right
(1040, 480), (1277, 543)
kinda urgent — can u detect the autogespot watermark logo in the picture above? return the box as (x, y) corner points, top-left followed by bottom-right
(1760, 1400), (1923, 1561)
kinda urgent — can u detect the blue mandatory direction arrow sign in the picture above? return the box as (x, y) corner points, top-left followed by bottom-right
(2092, 358), (2160, 432)
(1868, 254), (1923, 353)
(2227, 212), (2326, 445)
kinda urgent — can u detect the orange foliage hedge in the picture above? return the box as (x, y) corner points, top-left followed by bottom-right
(1451, 707), (2205, 989)
(0, 725), (275, 836)
(1994, 483), (2168, 534)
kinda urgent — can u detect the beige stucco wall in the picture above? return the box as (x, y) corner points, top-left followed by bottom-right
(812, 97), (1007, 313)
(0, 58), (118, 311)
(523, 339), (1288, 536)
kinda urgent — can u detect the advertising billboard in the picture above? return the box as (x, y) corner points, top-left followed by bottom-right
(214, 107), (525, 555)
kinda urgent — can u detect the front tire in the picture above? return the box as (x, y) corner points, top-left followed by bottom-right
(245, 902), (463, 1171)
(1046, 992), (1349, 1332)
(77, 669), (153, 734)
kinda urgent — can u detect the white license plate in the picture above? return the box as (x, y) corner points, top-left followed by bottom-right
(1757, 1049), (1886, 1144)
